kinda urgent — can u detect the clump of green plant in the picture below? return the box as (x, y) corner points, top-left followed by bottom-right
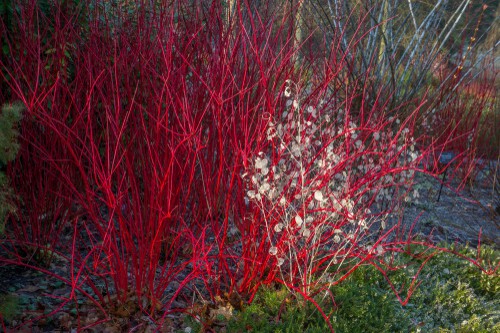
(224, 285), (331, 333)
(0, 102), (23, 235)
(330, 265), (413, 332)
(219, 243), (498, 333)
(404, 244), (499, 332)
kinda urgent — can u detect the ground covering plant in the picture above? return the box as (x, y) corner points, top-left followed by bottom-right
(0, 0), (497, 332)
(216, 243), (499, 333)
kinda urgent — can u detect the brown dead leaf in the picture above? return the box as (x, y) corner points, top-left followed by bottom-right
(209, 304), (234, 321)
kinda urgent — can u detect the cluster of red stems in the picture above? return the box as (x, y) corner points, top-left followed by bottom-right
(0, 1), (497, 331)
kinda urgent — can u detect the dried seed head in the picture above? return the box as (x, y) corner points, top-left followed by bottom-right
(259, 182), (270, 194)
(333, 234), (341, 243)
(255, 157), (268, 169)
(295, 215), (303, 227)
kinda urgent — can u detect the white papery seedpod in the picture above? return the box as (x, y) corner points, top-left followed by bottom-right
(295, 215), (303, 227)
(291, 143), (301, 157)
(259, 183), (270, 194)
(277, 257), (285, 266)
(302, 228), (311, 238)
(274, 223), (284, 233)
(255, 157), (268, 169)
(247, 190), (256, 199)
(268, 188), (277, 199)
(284, 87), (292, 97)
(267, 127), (276, 140)
(261, 167), (269, 176)
(269, 246), (278, 255)
(333, 234), (341, 243)
(314, 190), (324, 201)
(279, 196), (287, 206)
(277, 124), (283, 136)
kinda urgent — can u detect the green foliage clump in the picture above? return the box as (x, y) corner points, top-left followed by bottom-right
(330, 265), (412, 332)
(0, 102), (23, 234)
(218, 243), (499, 333)
(225, 286), (330, 333)
(404, 245), (500, 332)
